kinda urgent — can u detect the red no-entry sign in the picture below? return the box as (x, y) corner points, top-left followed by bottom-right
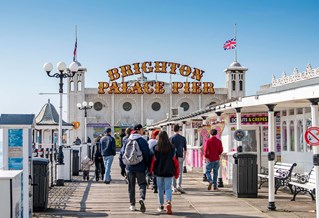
(305, 127), (319, 146)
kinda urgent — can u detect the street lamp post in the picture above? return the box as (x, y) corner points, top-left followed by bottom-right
(43, 61), (78, 186)
(77, 101), (94, 143)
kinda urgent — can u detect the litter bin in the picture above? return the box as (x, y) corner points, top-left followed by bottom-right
(33, 157), (49, 211)
(233, 152), (258, 198)
(72, 150), (80, 176)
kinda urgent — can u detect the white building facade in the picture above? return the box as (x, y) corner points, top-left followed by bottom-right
(66, 60), (247, 143)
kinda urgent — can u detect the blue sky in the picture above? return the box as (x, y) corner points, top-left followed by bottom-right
(0, 0), (318, 120)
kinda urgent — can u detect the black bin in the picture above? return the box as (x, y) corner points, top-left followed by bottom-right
(233, 152), (258, 198)
(72, 150), (80, 176)
(33, 157), (49, 211)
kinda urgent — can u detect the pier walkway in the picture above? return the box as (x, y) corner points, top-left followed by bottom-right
(34, 154), (316, 218)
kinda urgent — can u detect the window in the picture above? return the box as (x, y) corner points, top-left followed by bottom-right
(70, 81), (74, 91)
(77, 81), (82, 91)
(290, 120), (295, 151)
(232, 81), (236, 91)
(297, 108), (303, 114)
(123, 102), (132, 111)
(305, 107), (311, 113)
(180, 102), (190, 111)
(242, 130), (257, 152)
(94, 102), (103, 111)
(151, 102), (161, 111)
(306, 118), (313, 152)
(289, 109), (294, 115)
(297, 120), (304, 152)
(282, 121), (287, 151)
(239, 81), (243, 91)
(231, 74), (236, 80)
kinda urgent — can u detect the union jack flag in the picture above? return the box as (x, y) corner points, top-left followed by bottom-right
(223, 38), (236, 50)
(73, 37), (77, 62)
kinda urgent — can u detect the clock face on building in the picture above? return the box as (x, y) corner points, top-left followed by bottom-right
(123, 102), (132, 111)
(152, 102), (161, 111)
(94, 102), (103, 111)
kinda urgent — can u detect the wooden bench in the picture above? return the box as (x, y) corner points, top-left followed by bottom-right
(289, 167), (315, 201)
(258, 162), (297, 194)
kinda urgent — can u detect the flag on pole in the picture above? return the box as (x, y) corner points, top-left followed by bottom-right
(223, 38), (236, 50)
(73, 37), (77, 62)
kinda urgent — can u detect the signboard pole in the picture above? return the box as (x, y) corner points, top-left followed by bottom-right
(310, 99), (319, 218)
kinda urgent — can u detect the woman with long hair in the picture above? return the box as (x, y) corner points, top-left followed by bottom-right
(151, 131), (179, 214)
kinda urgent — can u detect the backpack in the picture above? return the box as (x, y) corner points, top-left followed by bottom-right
(122, 139), (143, 165)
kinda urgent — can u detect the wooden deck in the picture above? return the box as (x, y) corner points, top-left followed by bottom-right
(33, 155), (316, 218)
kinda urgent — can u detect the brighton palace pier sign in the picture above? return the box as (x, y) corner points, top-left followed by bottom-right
(98, 61), (215, 94)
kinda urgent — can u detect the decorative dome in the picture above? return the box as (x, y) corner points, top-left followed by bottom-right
(229, 61), (242, 67)
(35, 99), (73, 126)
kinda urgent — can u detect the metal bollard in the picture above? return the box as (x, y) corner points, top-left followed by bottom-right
(33, 148), (38, 157)
(45, 148), (49, 159)
(39, 148), (44, 158)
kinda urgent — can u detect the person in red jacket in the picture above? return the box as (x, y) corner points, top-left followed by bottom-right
(204, 129), (223, 191)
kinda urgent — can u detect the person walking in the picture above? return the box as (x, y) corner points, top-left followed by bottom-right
(150, 131), (179, 214)
(119, 124), (151, 213)
(87, 136), (92, 144)
(92, 135), (105, 181)
(148, 129), (160, 193)
(81, 155), (94, 181)
(122, 127), (132, 148)
(204, 129), (223, 191)
(170, 124), (187, 194)
(100, 128), (116, 184)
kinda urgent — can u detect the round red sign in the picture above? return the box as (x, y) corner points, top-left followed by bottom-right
(305, 127), (319, 146)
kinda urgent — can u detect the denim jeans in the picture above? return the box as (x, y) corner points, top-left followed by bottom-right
(157, 176), (173, 205)
(205, 160), (219, 188)
(127, 172), (147, 206)
(103, 155), (114, 182)
(173, 157), (184, 188)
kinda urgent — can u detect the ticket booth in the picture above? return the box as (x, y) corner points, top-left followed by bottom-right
(0, 114), (35, 218)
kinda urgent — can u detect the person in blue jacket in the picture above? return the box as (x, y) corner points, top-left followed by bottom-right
(100, 128), (116, 184)
(119, 124), (151, 213)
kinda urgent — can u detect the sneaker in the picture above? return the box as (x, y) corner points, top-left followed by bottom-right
(139, 199), (146, 213)
(157, 205), (164, 212)
(104, 180), (110, 184)
(172, 187), (178, 193)
(129, 205), (136, 211)
(177, 187), (185, 194)
(166, 203), (172, 214)
(208, 182), (212, 190)
(213, 187), (219, 191)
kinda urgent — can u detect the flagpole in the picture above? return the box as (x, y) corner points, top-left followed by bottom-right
(234, 23), (237, 62)
(75, 25), (77, 62)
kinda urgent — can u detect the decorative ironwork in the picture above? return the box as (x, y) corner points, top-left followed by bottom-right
(272, 64), (319, 87)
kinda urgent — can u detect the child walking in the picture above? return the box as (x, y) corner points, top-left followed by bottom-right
(81, 155), (94, 181)
(150, 131), (179, 214)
